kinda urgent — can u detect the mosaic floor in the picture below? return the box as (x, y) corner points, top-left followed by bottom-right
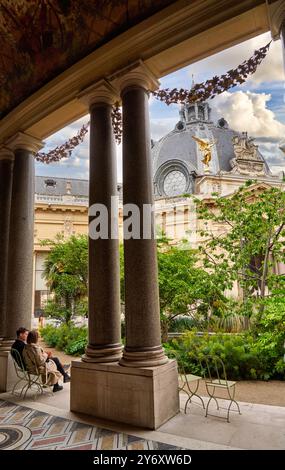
(0, 400), (182, 450)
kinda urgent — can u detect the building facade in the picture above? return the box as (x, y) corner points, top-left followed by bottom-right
(34, 101), (283, 312)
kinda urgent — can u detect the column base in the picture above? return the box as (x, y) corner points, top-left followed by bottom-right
(70, 359), (179, 429)
(82, 343), (122, 363)
(0, 351), (18, 392)
(0, 339), (14, 352)
(119, 348), (169, 367)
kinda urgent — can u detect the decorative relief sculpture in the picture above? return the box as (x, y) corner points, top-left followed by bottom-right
(230, 132), (265, 176)
(64, 217), (74, 236)
(232, 132), (259, 160)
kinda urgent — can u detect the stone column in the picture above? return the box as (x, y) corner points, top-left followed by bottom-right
(281, 20), (285, 73)
(268, 1), (285, 153)
(0, 148), (14, 344)
(268, 0), (285, 41)
(5, 133), (43, 340)
(79, 80), (122, 363)
(113, 62), (168, 367)
(71, 71), (178, 428)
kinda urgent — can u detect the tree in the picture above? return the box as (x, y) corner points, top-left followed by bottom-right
(157, 236), (227, 341)
(194, 182), (285, 320)
(42, 234), (88, 323)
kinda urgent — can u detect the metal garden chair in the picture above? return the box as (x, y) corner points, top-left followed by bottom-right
(11, 348), (51, 399)
(200, 355), (241, 422)
(174, 351), (205, 413)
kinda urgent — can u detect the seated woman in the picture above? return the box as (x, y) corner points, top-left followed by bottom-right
(23, 330), (63, 393)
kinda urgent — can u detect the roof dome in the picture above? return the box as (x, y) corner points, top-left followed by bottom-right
(152, 101), (269, 198)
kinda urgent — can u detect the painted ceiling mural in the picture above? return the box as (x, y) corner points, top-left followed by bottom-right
(0, 0), (175, 118)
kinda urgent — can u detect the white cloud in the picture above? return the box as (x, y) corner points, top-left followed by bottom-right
(245, 37), (284, 86)
(150, 117), (177, 141)
(256, 141), (285, 173)
(211, 90), (285, 139)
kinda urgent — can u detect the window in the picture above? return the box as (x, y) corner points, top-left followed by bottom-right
(163, 170), (187, 196)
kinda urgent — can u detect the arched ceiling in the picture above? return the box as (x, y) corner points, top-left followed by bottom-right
(0, 0), (277, 144)
(0, 0), (175, 118)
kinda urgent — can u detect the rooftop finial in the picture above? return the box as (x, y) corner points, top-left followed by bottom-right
(191, 73), (195, 89)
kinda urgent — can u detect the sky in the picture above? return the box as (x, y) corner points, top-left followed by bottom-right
(36, 31), (285, 182)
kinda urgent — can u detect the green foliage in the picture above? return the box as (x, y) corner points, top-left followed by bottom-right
(165, 333), (259, 379)
(40, 324), (87, 356)
(74, 298), (88, 317)
(213, 314), (251, 333)
(42, 235), (88, 323)
(194, 183), (285, 318)
(169, 316), (202, 332)
(157, 236), (227, 338)
(44, 300), (72, 324)
(164, 301), (285, 380)
(251, 297), (285, 378)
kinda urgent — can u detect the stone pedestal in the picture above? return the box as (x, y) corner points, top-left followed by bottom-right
(0, 351), (18, 392)
(70, 359), (179, 429)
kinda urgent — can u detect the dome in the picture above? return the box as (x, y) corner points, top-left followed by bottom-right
(152, 101), (270, 198)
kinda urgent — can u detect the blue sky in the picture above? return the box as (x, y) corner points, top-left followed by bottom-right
(36, 31), (285, 181)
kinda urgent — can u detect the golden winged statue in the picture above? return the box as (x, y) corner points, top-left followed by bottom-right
(192, 135), (217, 166)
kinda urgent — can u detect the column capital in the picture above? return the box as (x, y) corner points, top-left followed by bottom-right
(78, 79), (120, 107)
(6, 132), (44, 153)
(0, 147), (14, 161)
(267, 0), (285, 40)
(110, 60), (160, 94)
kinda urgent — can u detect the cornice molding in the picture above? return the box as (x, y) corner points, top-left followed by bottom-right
(35, 204), (88, 213)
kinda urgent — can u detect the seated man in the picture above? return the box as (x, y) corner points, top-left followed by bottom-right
(11, 327), (29, 368)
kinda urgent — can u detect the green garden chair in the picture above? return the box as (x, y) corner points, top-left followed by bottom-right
(174, 351), (205, 413)
(200, 355), (241, 422)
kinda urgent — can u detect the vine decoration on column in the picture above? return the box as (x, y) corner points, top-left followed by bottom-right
(35, 41), (271, 163)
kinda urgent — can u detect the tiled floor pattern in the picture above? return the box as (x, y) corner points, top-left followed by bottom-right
(0, 400), (182, 450)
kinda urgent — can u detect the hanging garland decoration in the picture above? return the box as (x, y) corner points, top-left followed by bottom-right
(36, 41), (271, 163)
(111, 102), (123, 145)
(35, 122), (89, 163)
(152, 41), (271, 105)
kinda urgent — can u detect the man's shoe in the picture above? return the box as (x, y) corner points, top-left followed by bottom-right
(64, 374), (71, 383)
(53, 383), (63, 392)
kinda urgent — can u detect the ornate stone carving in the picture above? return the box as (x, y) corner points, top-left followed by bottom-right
(64, 217), (74, 236)
(230, 133), (266, 176)
(232, 132), (259, 160)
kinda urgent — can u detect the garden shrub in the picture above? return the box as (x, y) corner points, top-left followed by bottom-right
(41, 324), (87, 356)
(165, 328), (285, 380)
